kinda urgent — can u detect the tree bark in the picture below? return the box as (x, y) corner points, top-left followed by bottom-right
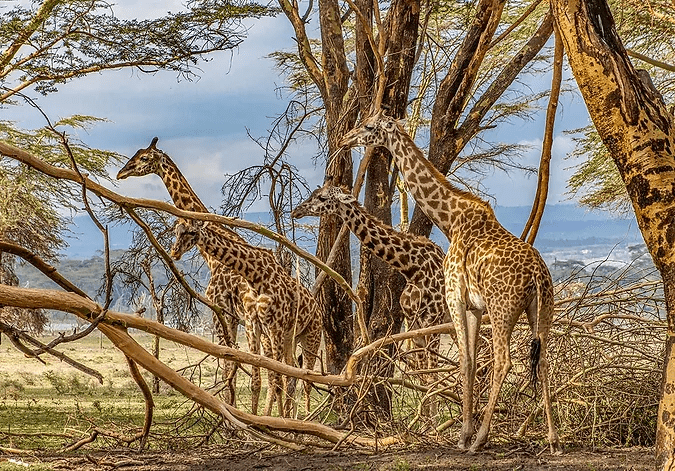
(408, 5), (552, 238)
(358, 0), (420, 415)
(278, 0), (356, 374)
(550, 0), (675, 467)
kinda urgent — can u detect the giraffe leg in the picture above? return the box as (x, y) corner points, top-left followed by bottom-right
(470, 318), (513, 453)
(224, 311), (240, 405)
(283, 334), (298, 418)
(298, 319), (322, 417)
(446, 273), (480, 450)
(244, 315), (261, 414)
(263, 332), (286, 417)
(459, 308), (482, 450)
(538, 338), (561, 454)
(525, 292), (561, 454)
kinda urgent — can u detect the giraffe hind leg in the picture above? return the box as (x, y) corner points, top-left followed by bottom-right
(524, 295), (561, 454)
(298, 320), (322, 417)
(470, 308), (516, 453)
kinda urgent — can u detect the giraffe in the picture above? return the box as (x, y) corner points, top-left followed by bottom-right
(206, 265), (271, 414)
(170, 218), (323, 417)
(291, 183), (453, 380)
(117, 137), (264, 412)
(339, 112), (561, 454)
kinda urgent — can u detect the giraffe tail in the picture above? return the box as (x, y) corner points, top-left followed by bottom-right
(529, 337), (541, 396)
(529, 269), (545, 396)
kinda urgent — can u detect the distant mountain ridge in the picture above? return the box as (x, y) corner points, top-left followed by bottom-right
(62, 203), (645, 260)
(14, 204), (649, 323)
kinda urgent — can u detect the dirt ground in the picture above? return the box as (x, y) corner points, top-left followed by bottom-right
(12, 445), (655, 470)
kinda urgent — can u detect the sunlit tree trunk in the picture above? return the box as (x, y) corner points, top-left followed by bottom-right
(550, 0), (675, 467)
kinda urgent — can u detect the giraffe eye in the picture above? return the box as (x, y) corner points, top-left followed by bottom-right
(365, 125), (374, 131)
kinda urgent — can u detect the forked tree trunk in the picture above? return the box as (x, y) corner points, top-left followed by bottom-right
(550, 0), (675, 467)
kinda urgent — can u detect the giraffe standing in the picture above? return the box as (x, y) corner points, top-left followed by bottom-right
(117, 137), (265, 412)
(340, 112), (561, 454)
(170, 218), (323, 417)
(291, 184), (453, 379)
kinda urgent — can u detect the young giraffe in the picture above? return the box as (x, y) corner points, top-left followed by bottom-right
(170, 218), (323, 417)
(117, 137), (266, 411)
(340, 112), (561, 454)
(291, 183), (453, 377)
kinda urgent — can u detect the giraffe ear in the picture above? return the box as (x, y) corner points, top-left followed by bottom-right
(382, 118), (400, 132)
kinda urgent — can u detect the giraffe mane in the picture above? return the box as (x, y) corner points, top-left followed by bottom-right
(390, 119), (494, 215)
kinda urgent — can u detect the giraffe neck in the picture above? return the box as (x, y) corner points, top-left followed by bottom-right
(199, 224), (275, 293)
(157, 157), (209, 213)
(385, 129), (492, 237)
(156, 155), (246, 268)
(333, 199), (428, 272)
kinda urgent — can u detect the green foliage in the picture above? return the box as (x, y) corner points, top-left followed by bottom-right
(0, 0), (277, 99)
(566, 125), (631, 214)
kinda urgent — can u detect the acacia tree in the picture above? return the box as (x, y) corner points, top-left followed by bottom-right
(0, 0), (274, 332)
(550, 0), (675, 467)
(276, 0), (556, 382)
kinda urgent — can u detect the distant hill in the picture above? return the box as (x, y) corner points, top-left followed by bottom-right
(13, 204), (652, 329)
(63, 204), (644, 260)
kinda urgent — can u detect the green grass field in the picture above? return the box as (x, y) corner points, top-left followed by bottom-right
(0, 329), (251, 452)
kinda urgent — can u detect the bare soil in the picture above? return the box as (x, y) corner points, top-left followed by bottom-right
(18, 445), (655, 470)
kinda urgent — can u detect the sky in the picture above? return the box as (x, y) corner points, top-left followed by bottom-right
(5, 1), (600, 225)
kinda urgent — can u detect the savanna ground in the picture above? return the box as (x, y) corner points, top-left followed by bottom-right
(0, 327), (658, 470)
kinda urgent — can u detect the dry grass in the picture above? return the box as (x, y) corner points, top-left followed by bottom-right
(0, 261), (664, 455)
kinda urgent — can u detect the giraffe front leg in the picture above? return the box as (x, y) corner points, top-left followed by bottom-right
(245, 317), (263, 415)
(224, 311), (240, 406)
(263, 332), (285, 417)
(282, 335), (298, 418)
(299, 320), (322, 417)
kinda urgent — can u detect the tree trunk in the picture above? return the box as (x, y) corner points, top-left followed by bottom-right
(287, 0), (355, 374)
(550, 0), (675, 467)
(408, 2), (550, 239)
(352, 0), (420, 415)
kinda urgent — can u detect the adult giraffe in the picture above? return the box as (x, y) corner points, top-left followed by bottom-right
(340, 112), (560, 454)
(117, 137), (265, 412)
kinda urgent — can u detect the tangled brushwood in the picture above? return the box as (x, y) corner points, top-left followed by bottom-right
(131, 257), (663, 452)
(0, 227), (664, 453)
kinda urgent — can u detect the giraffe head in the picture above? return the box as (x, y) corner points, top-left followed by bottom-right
(117, 137), (165, 180)
(291, 184), (354, 219)
(170, 218), (203, 260)
(339, 112), (401, 149)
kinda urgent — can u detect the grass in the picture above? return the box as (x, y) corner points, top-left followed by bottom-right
(0, 329), (238, 452)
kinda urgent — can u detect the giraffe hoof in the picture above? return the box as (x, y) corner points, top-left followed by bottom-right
(550, 443), (563, 456)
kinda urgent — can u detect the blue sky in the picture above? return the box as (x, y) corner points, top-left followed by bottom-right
(6, 1), (596, 217)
